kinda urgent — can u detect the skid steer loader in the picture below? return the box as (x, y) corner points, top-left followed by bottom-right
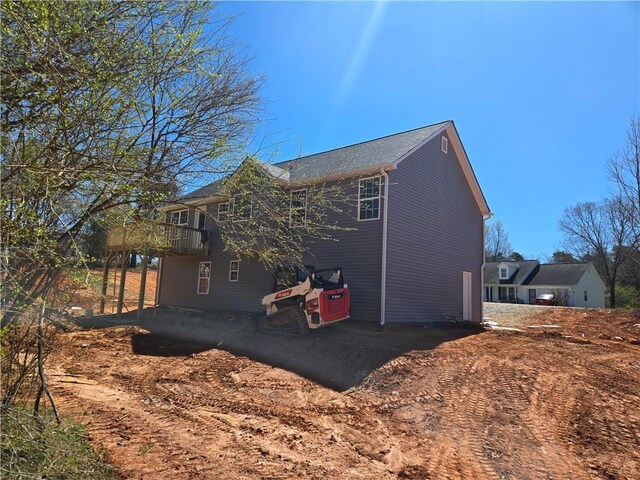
(259, 266), (350, 335)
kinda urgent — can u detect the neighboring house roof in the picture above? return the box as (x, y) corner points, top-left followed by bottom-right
(484, 261), (594, 287)
(484, 261), (539, 284)
(523, 263), (591, 286)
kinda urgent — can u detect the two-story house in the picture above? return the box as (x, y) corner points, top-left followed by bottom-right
(108, 120), (491, 324)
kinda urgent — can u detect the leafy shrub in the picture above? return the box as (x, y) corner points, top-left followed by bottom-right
(0, 406), (117, 480)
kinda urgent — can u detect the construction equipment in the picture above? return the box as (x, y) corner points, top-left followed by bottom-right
(259, 266), (350, 335)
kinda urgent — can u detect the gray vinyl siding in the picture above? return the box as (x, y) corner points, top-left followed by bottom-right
(158, 203), (273, 312)
(158, 179), (384, 321)
(301, 178), (383, 323)
(385, 131), (484, 323)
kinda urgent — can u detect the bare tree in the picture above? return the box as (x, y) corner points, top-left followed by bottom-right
(559, 198), (635, 307)
(485, 220), (513, 262)
(608, 117), (640, 256)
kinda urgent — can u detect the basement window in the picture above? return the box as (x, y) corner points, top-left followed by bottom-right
(358, 176), (381, 221)
(218, 202), (230, 221)
(229, 260), (240, 282)
(289, 189), (307, 227)
(441, 135), (448, 154)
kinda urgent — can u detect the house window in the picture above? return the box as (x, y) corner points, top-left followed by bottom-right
(358, 176), (381, 221)
(170, 209), (188, 226)
(289, 189), (307, 227)
(441, 135), (448, 154)
(197, 261), (211, 294)
(217, 202), (230, 221)
(499, 268), (508, 279)
(229, 260), (240, 282)
(233, 194), (252, 221)
(499, 286), (515, 302)
(584, 290), (588, 301)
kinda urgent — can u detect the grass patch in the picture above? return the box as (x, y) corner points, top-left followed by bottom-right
(0, 405), (118, 480)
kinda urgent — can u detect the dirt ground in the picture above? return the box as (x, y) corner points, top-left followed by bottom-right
(69, 268), (158, 314)
(48, 304), (640, 479)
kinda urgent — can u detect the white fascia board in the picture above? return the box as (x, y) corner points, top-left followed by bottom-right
(392, 121), (491, 217)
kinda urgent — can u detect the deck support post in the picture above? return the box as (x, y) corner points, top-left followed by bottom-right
(137, 251), (149, 319)
(99, 254), (111, 314)
(116, 251), (128, 316)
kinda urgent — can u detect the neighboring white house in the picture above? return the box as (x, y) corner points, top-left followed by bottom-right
(483, 261), (606, 308)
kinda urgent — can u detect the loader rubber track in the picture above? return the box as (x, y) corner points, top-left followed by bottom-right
(259, 306), (310, 336)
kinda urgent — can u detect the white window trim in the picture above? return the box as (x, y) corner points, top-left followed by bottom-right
(357, 175), (381, 222)
(232, 194), (252, 222)
(499, 268), (508, 279)
(195, 210), (206, 229)
(441, 135), (448, 154)
(170, 209), (189, 226)
(229, 260), (240, 282)
(217, 202), (230, 221)
(289, 188), (307, 227)
(197, 261), (211, 295)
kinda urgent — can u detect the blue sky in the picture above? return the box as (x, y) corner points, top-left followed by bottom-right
(218, 1), (639, 259)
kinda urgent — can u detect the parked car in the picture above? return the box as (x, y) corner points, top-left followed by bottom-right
(534, 294), (555, 306)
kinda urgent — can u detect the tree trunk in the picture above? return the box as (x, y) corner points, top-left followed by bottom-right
(609, 280), (616, 308)
(33, 279), (61, 425)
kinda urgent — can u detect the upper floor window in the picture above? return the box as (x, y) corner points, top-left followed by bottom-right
(233, 194), (252, 222)
(170, 209), (188, 226)
(499, 267), (508, 279)
(441, 135), (448, 154)
(218, 202), (230, 222)
(229, 260), (240, 282)
(358, 176), (381, 221)
(289, 189), (307, 227)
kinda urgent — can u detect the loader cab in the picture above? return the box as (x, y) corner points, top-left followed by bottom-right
(309, 267), (345, 289)
(271, 265), (314, 292)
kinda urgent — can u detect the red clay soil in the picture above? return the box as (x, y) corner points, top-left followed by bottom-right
(48, 307), (640, 479)
(68, 269), (158, 314)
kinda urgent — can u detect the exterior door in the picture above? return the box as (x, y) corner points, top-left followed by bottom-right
(463, 271), (472, 321)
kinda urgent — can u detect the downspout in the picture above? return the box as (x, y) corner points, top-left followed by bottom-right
(380, 167), (390, 326)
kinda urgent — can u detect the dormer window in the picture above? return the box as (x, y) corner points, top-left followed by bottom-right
(499, 267), (508, 279)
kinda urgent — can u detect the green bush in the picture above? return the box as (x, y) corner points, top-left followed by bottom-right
(616, 284), (640, 309)
(0, 405), (117, 480)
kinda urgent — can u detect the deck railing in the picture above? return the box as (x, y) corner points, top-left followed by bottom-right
(106, 223), (209, 256)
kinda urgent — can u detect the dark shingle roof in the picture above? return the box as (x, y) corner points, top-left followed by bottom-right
(483, 261), (539, 285)
(182, 121), (449, 200)
(523, 263), (591, 286)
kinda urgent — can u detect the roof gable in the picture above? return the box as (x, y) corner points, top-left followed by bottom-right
(484, 261), (540, 285)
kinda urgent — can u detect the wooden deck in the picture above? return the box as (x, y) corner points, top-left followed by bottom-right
(106, 223), (209, 256)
